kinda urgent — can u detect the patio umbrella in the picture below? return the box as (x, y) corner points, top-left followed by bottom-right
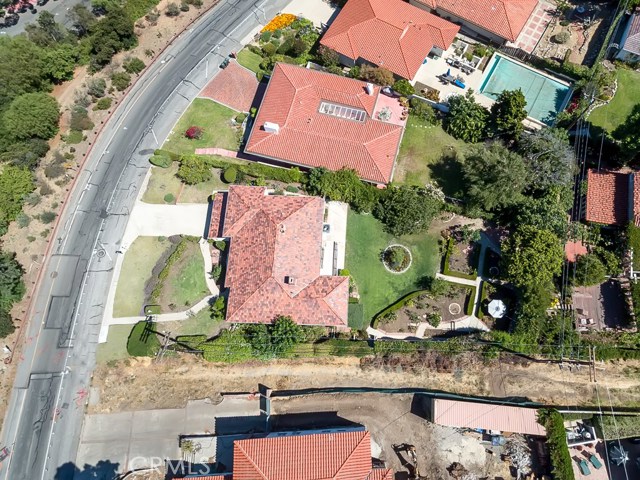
(488, 299), (506, 319)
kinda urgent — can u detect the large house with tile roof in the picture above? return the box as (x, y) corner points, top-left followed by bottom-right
(320, 0), (459, 80)
(244, 63), (404, 185)
(207, 185), (349, 328)
(584, 169), (640, 226)
(616, 13), (640, 63)
(409, 0), (538, 45)
(188, 430), (393, 480)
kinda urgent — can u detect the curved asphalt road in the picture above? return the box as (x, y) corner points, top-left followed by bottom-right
(0, 0), (291, 478)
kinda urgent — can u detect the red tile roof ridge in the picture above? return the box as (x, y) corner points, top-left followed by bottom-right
(333, 431), (372, 479)
(234, 440), (269, 479)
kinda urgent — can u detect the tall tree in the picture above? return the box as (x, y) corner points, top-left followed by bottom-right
(67, 4), (97, 37)
(373, 185), (441, 236)
(42, 44), (79, 82)
(501, 225), (564, 288)
(25, 11), (67, 46)
(490, 89), (527, 139)
(0, 36), (47, 108)
(3, 92), (60, 141)
(0, 251), (26, 314)
(613, 104), (640, 162)
(90, 7), (136, 70)
(444, 90), (489, 143)
(514, 185), (572, 238)
(518, 128), (574, 191)
(0, 166), (34, 229)
(359, 64), (394, 86)
(462, 141), (528, 213)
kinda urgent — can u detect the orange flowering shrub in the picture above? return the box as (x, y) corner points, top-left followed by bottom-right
(261, 13), (297, 33)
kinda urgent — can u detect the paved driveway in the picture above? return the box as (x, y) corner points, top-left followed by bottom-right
(122, 202), (209, 245)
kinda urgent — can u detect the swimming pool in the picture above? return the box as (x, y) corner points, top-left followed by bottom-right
(479, 54), (572, 125)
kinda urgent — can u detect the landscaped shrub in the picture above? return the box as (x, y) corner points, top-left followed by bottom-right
(164, 193), (175, 203)
(554, 30), (571, 44)
(40, 211), (56, 224)
(213, 240), (227, 251)
(127, 321), (161, 357)
(123, 57), (146, 74)
(234, 113), (247, 124)
(165, 2), (180, 16)
(393, 79), (415, 96)
(66, 130), (84, 144)
(87, 77), (107, 98)
(260, 30), (272, 43)
(285, 185), (298, 193)
(177, 155), (212, 184)
(223, 166), (237, 183)
(180, 2), (189, 11)
(261, 42), (277, 57)
(111, 72), (132, 91)
(410, 98), (438, 124)
(44, 163), (65, 179)
(16, 213), (30, 228)
(149, 154), (172, 168)
(70, 106), (94, 131)
(185, 126), (204, 140)
(538, 409), (575, 480)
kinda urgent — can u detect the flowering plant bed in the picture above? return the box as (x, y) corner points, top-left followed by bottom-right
(261, 13), (297, 33)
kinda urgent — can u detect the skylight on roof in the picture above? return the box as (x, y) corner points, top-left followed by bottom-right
(318, 102), (366, 122)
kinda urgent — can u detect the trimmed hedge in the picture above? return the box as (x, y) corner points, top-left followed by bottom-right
(465, 286), (477, 317)
(223, 166), (237, 183)
(200, 329), (254, 362)
(150, 154), (172, 168)
(442, 238), (477, 280)
(538, 409), (575, 480)
(372, 289), (429, 328)
(628, 223), (640, 270)
(149, 238), (189, 302)
(127, 321), (161, 357)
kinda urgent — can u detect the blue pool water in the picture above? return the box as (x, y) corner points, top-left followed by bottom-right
(479, 54), (572, 125)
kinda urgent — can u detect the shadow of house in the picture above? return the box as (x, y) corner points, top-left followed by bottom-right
(54, 460), (120, 480)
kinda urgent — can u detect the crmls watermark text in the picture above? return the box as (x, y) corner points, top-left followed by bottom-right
(128, 457), (217, 475)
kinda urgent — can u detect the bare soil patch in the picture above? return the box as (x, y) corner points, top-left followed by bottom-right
(89, 355), (640, 414)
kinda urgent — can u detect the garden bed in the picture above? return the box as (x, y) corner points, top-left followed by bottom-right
(441, 230), (480, 280)
(378, 284), (472, 334)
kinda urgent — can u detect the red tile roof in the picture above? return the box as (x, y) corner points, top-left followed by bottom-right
(199, 61), (259, 112)
(209, 186), (349, 327)
(413, 0), (538, 42)
(621, 13), (640, 56)
(585, 170), (631, 226)
(320, 0), (459, 79)
(233, 431), (392, 480)
(245, 63), (403, 184)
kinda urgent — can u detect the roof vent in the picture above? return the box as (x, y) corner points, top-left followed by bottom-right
(280, 224), (286, 234)
(285, 276), (296, 285)
(264, 122), (280, 134)
(365, 83), (374, 95)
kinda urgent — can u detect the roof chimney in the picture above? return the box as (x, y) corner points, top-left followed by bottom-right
(264, 122), (280, 134)
(365, 83), (374, 95)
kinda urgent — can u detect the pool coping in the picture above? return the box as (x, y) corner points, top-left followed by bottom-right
(478, 52), (574, 126)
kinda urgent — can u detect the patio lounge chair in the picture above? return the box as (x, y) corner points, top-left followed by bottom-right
(453, 78), (465, 89)
(589, 454), (602, 469)
(579, 459), (591, 475)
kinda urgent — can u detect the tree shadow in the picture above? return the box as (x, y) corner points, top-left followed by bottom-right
(428, 150), (464, 199)
(54, 460), (120, 480)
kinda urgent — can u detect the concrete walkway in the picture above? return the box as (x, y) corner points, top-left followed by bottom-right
(195, 147), (238, 158)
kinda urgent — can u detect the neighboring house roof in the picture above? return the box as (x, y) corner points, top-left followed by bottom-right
(413, 0), (538, 42)
(244, 63), (403, 184)
(208, 186), (349, 327)
(585, 169), (634, 226)
(621, 14), (640, 55)
(433, 399), (547, 436)
(320, 0), (459, 79)
(232, 431), (393, 480)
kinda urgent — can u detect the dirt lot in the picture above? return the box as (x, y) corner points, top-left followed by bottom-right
(90, 355), (640, 416)
(273, 393), (516, 480)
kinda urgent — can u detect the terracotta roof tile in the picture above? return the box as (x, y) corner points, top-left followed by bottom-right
(233, 431), (382, 480)
(585, 169), (631, 226)
(320, 0), (459, 79)
(245, 63), (403, 184)
(413, 0), (538, 42)
(634, 172), (640, 226)
(211, 186), (348, 327)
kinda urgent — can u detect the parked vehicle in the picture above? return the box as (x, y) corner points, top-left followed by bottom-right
(220, 58), (230, 69)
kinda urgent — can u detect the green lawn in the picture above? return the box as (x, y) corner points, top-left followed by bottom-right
(163, 307), (222, 338)
(114, 236), (170, 317)
(163, 98), (239, 155)
(237, 48), (263, 74)
(143, 163), (228, 204)
(589, 69), (640, 133)
(96, 324), (132, 363)
(165, 241), (209, 309)
(394, 118), (468, 195)
(345, 210), (439, 324)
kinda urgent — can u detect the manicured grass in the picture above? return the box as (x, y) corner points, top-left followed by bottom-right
(394, 118), (468, 194)
(143, 163), (228, 204)
(114, 236), (170, 317)
(237, 48), (263, 74)
(345, 210), (439, 324)
(589, 69), (640, 133)
(165, 241), (209, 309)
(95, 325), (132, 363)
(163, 98), (239, 155)
(164, 307), (222, 338)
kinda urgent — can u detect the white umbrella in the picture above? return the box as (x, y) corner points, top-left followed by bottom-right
(488, 299), (506, 319)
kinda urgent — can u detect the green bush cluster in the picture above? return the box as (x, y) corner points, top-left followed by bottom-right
(175, 334), (207, 351)
(593, 414), (640, 439)
(127, 321), (161, 357)
(213, 240), (227, 251)
(538, 409), (575, 480)
(465, 286), (476, 316)
(149, 153), (172, 168)
(372, 290), (429, 328)
(223, 166), (237, 183)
